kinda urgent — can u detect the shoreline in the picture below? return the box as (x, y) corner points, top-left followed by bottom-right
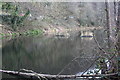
(0, 24), (103, 39)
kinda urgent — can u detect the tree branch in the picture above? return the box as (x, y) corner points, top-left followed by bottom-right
(0, 69), (118, 79)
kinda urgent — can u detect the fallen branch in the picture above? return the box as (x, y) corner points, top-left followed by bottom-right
(0, 69), (118, 79)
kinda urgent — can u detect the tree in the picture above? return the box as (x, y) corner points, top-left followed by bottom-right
(116, 1), (120, 74)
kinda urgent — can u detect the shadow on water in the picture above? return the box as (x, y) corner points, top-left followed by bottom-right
(1, 30), (110, 79)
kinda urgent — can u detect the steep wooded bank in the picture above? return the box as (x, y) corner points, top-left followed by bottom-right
(0, 2), (107, 36)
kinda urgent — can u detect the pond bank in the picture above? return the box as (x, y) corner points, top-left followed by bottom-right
(0, 23), (103, 39)
(0, 24), (43, 38)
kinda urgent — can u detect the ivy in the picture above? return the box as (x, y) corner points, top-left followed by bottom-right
(2, 2), (30, 31)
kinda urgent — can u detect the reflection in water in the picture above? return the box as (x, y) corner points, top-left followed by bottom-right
(2, 30), (110, 78)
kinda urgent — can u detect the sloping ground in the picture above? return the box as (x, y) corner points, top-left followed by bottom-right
(0, 22), (103, 38)
(0, 2), (106, 37)
(0, 24), (16, 35)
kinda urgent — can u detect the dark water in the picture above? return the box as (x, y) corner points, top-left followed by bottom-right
(2, 30), (111, 79)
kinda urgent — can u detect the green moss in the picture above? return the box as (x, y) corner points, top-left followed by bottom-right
(18, 29), (43, 36)
(23, 29), (43, 36)
(0, 33), (5, 36)
(0, 29), (43, 39)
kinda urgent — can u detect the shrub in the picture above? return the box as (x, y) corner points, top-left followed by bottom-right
(2, 2), (30, 31)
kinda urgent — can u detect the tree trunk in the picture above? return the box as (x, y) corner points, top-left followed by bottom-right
(105, 1), (110, 49)
(0, 69), (118, 79)
(103, 2), (120, 80)
(116, 1), (120, 75)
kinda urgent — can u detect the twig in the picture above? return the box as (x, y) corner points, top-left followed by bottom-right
(96, 53), (117, 74)
(93, 33), (108, 54)
(81, 33), (111, 75)
(81, 56), (100, 76)
(57, 56), (80, 75)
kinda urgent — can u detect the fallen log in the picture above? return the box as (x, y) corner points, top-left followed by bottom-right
(0, 69), (118, 79)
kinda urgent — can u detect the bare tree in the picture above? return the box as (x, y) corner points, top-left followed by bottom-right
(116, 1), (120, 74)
(105, 0), (111, 49)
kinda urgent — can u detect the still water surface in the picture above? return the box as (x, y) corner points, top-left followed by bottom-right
(2, 30), (108, 78)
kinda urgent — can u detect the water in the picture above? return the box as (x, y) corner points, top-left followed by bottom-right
(1, 30), (112, 79)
